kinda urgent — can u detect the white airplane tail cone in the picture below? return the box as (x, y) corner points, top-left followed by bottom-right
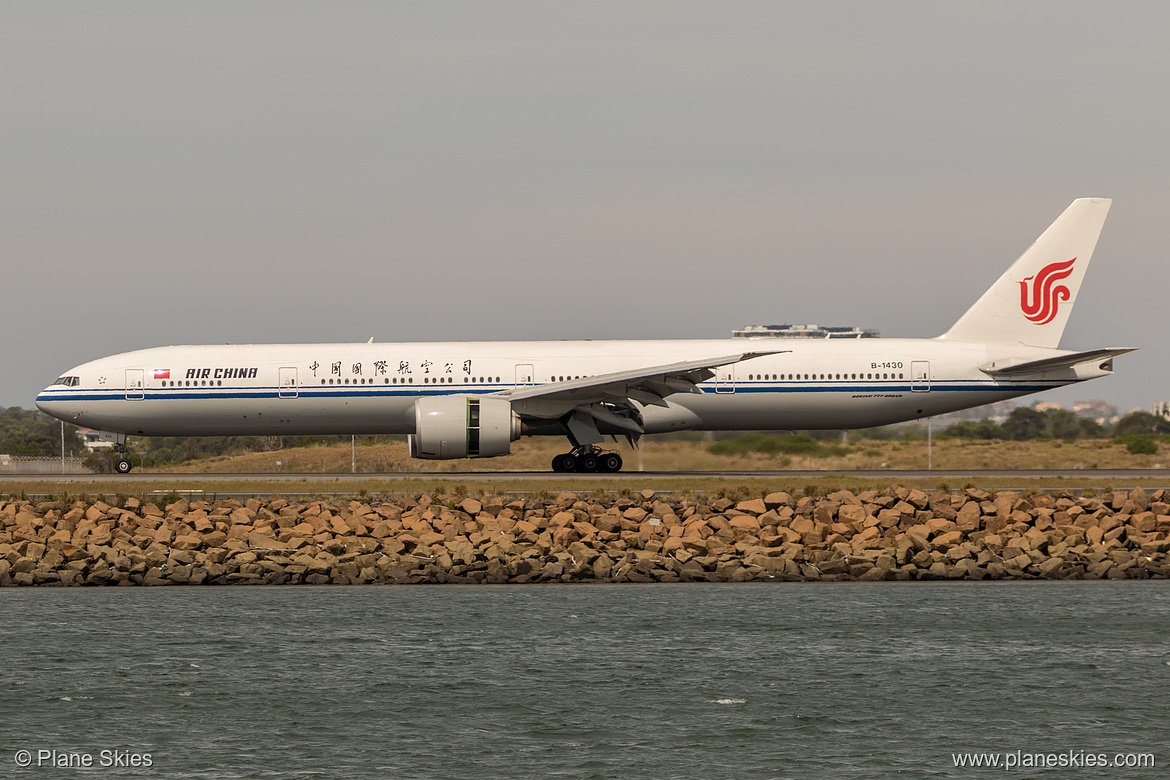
(940, 198), (1111, 349)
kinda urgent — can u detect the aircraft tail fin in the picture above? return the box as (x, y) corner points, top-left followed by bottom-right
(939, 198), (1111, 348)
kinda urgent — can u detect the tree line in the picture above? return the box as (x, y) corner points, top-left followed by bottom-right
(0, 407), (87, 457)
(938, 408), (1170, 442)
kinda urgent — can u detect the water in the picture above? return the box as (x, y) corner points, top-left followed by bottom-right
(2, 582), (1167, 779)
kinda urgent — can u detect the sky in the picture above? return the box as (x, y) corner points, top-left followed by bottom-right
(3, 2), (1167, 415)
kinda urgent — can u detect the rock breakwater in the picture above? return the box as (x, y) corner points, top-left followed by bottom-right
(2, 487), (1169, 586)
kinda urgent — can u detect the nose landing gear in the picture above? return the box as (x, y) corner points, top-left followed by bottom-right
(550, 447), (623, 473)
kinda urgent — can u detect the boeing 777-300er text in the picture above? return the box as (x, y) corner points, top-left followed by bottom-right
(37, 198), (1134, 474)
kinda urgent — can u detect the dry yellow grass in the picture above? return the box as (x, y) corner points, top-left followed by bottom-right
(156, 436), (1168, 474)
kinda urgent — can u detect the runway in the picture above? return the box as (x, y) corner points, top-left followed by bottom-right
(3, 468), (1170, 485)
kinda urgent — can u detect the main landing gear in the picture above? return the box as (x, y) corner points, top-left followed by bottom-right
(113, 444), (133, 474)
(551, 447), (623, 473)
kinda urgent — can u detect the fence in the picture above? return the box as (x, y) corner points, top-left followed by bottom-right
(0, 455), (93, 474)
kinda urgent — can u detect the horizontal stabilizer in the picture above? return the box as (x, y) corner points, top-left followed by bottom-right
(979, 348), (1135, 377)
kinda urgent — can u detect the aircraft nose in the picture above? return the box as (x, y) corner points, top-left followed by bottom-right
(36, 391), (59, 417)
(36, 387), (68, 421)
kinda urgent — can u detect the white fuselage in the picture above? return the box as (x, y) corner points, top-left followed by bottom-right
(35, 338), (1107, 437)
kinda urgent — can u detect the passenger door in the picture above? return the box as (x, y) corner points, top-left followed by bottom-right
(911, 361), (931, 392)
(278, 367), (298, 398)
(125, 369), (144, 400)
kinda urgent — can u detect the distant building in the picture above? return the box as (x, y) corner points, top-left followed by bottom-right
(732, 323), (879, 339)
(1153, 402), (1170, 421)
(930, 399), (1120, 427)
(925, 400), (1016, 426)
(1073, 400), (1119, 425)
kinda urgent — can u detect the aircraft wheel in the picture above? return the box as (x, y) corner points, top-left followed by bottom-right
(577, 453), (599, 472)
(599, 453), (623, 473)
(552, 453), (576, 473)
(115, 458), (133, 475)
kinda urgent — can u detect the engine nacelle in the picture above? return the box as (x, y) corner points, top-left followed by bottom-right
(408, 395), (521, 460)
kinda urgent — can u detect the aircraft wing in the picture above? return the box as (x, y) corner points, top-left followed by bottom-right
(979, 347), (1136, 377)
(495, 350), (786, 407)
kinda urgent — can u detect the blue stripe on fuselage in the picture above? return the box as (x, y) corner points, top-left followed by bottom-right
(37, 379), (1068, 404)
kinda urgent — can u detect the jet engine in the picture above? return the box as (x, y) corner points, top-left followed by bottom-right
(408, 395), (521, 459)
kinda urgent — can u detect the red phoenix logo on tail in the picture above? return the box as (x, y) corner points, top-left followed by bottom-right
(1019, 258), (1075, 325)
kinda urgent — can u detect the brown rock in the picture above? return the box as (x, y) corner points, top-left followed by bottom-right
(171, 534), (203, 551)
(933, 530), (964, 550)
(735, 498), (767, 515)
(955, 501), (982, 530)
(838, 504), (867, 524)
(1038, 557), (1066, 578)
(763, 492), (792, 509)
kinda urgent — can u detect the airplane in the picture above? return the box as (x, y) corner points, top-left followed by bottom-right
(36, 198), (1133, 474)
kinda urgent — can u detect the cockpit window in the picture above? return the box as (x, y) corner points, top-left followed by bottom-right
(52, 376), (80, 387)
